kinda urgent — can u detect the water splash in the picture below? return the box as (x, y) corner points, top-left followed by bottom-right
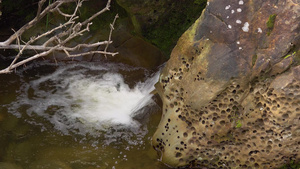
(8, 63), (160, 139)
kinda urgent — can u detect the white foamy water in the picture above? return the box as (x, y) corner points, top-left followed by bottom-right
(9, 63), (160, 138)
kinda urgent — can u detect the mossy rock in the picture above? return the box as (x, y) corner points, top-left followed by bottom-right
(266, 14), (277, 36)
(152, 0), (300, 168)
(116, 0), (207, 56)
(279, 160), (300, 169)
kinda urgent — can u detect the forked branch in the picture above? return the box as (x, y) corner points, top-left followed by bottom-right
(0, 0), (118, 74)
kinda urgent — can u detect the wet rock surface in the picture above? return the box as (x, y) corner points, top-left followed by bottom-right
(152, 0), (300, 168)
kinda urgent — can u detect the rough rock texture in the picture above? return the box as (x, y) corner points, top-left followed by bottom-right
(152, 0), (300, 168)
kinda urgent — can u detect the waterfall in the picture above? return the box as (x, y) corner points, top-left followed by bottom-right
(8, 63), (161, 138)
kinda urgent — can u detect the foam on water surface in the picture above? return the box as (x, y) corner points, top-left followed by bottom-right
(8, 63), (160, 140)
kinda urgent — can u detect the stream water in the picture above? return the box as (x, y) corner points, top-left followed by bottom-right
(0, 61), (169, 169)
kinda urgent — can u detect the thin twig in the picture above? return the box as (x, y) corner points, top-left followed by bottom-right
(8, 29), (22, 70)
(67, 50), (118, 58)
(81, 0), (111, 26)
(0, 0), (76, 47)
(37, 0), (47, 17)
(0, 0), (117, 74)
(104, 14), (119, 58)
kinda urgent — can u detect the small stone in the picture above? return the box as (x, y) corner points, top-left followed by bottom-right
(242, 22), (249, 32)
(258, 28), (262, 33)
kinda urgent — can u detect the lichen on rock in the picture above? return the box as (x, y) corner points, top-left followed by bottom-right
(152, 0), (300, 168)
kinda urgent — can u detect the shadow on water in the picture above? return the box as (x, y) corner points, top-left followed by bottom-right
(0, 61), (171, 169)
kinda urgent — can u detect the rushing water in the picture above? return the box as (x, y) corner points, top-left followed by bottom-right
(0, 61), (169, 169)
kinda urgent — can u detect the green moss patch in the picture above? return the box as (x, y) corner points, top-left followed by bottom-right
(294, 50), (300, 65)
(235, 120), (242, 128)
(266, 14), (277, 36)
(279, 160), (300, 169)
(252, 54), (257, 67)
(143, 0), (207, 56)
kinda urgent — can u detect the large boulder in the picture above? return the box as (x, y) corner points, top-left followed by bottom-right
(152, 0), (300, 168)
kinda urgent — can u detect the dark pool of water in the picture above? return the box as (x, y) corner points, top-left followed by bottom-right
(0, 61), (170, 169)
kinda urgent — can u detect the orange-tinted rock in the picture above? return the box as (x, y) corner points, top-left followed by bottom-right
(153, 0), (300, 168)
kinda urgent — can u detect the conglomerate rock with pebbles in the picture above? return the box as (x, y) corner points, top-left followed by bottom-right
(152, 0), (300, 168)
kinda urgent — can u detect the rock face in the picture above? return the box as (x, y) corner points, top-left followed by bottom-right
(116, 0), (207, 55)
(152, 0), (300, 168)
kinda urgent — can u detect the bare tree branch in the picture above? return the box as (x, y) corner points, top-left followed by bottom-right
(0, 41), (110, 51)
(81, 0), (111, 26)
(104, 14), (119, 58)
(8, 29), (22, 71)
(0, 0), (70, 46)
(37, 0), (47, 17)
(0, 0), (118, 74)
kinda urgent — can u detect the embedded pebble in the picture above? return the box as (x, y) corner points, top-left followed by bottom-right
(258, 28), (262, 33)
(236, 20), (242, 24)
(242, 22), (249, 32)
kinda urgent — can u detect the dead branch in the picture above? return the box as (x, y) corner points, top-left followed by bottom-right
(104, 14), (119, 58)
(0, 0), (118, 74)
